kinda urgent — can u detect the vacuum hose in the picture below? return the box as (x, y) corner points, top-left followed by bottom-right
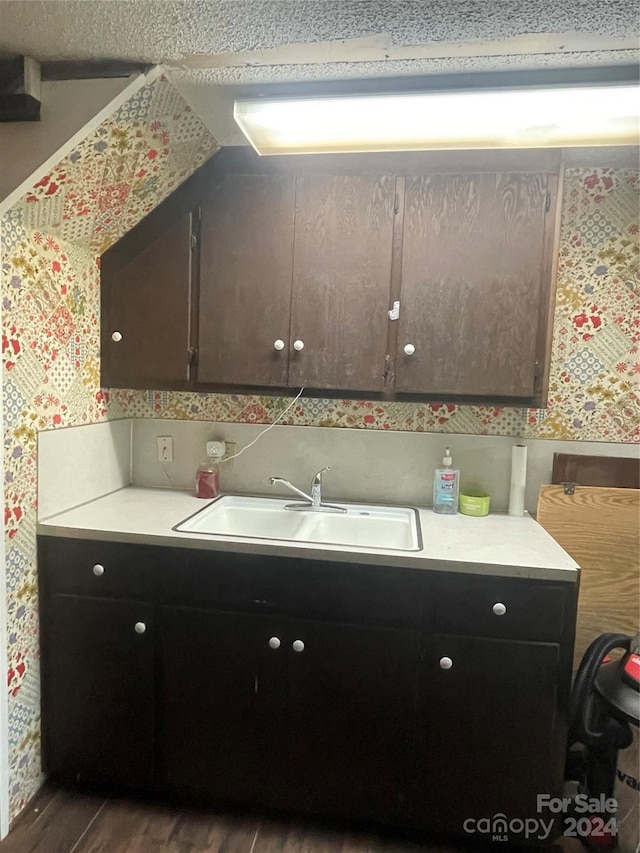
(568, 632), (632, 748)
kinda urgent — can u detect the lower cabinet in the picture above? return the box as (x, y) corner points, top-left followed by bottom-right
(159, 605), (420, 824)
(38, 536), (577, 841)
(42, 594), (155, 788)
(415, 635), (563, 836)
(159, 606), (287, 805)
(275, 618), (419, 822)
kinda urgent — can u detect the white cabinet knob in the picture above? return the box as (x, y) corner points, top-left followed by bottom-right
(493, 602), (507, 616)
(268, 637), (281, 649)
(273, 339), (285, 351)
(111, 331), (122, 342)
(439, 656), (453, 670)
(293, 340), (305, 352)
(292, 639), (305, 653)
(92, 564), (105, 576)
(403, 343), (416, 356)
(134, 622), (146, 634)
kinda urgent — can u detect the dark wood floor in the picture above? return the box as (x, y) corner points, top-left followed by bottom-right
(0, 785), (586, 853)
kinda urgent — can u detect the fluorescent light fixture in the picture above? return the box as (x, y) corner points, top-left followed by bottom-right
(234, 85), (640, 155)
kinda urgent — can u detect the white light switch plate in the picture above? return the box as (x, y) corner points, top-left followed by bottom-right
(157, 436), (173, 463)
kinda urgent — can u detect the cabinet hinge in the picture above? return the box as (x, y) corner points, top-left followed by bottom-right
(188, 347), (198, 366)
(383, 354), (392, 387)
(545, 190), (551, 212)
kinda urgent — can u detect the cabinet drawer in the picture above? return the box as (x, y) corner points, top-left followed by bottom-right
(160, 549), (292, 611)
(432, 574), (568, 642)
(289, 559), (423, 627)
(38, 537), (158, 599)
(160, 549), (422, 627)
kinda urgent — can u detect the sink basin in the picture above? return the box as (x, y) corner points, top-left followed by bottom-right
(174, 495), (422, 551)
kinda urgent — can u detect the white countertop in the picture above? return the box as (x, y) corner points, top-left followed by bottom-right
(37, 486), (579, 582)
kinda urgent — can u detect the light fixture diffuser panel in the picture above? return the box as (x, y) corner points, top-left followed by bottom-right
(234, 85), (640, 155)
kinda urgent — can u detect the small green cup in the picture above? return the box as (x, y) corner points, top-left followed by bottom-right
(459, 491), (491, 517)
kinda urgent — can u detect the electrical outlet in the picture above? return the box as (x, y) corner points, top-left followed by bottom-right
(206, 440), (226, 459)
(157, 436), (173, 463)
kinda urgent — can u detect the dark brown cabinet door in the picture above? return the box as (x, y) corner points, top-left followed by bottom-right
(158, 606), (288, 806)
(101, 208), (194, 390)
(159, 605), (419, 824)
(283, 619), (420, 824)
(288, 175), (396, 391)
(396, 173), (550, 398)
(198, 175), (295, 386)
(42, 595), (155, 788)
(414, 634), (562, 839)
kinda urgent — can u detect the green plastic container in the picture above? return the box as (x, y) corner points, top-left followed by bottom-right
(459, 491), (491, 517)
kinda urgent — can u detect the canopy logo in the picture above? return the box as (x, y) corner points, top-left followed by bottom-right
(463, 814), (555, 843)
(463, 797), (620, 843)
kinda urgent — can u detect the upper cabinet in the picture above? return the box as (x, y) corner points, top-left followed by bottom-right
(100, 148), (562, 404)
(395, 172), (556, 398)
(100, 172), (201, 391)
(287, 174), (396, 392)
(198, 174), (295, 387)
(197, 173), (396, 392)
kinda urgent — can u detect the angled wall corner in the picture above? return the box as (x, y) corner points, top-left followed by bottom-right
(0, 73), (147, 216)
(0, 69), (219, 826)
(1, 67), (221, 248)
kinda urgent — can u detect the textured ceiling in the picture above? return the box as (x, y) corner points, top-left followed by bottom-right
(0, 0), (638, 144)
(0, 0), (637, 67)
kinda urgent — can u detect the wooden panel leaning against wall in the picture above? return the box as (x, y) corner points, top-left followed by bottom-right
(537, 485), (640, 671)
(100, 147), (563, 405)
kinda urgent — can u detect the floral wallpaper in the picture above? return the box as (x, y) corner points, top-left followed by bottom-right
(109, 167), (640, 444)
(0, 74), (219, 821)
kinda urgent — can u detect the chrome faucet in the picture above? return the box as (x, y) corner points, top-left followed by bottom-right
(310, 466), (329, 508)
(269, 467), (346, 513)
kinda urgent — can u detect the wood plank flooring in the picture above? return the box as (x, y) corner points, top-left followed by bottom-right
(0, 786), (586, 853)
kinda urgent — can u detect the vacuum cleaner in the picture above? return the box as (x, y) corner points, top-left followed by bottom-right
(566, 632), (640, 850)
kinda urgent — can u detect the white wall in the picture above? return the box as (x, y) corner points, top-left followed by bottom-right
(0, 77), (138, 208)
(37, 420), (131, 520)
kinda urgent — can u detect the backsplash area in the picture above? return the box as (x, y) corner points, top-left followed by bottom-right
(127, 419), (637, 517)
(0, 74), (218, 819)
(109, 167), (639, 443)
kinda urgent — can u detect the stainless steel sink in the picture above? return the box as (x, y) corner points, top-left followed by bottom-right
(174, 495), (422, 551)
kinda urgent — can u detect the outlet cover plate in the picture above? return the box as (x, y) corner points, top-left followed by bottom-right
(157, 436), (173, 463)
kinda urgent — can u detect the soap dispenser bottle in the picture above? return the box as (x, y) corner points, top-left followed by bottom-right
(433, 446), (459, 514)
